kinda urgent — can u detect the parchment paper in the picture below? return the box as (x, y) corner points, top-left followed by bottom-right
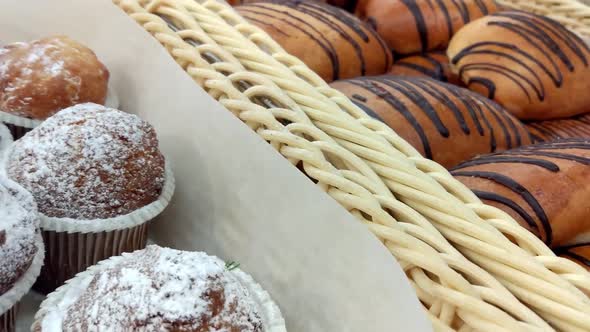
(0, 1), (430, 331)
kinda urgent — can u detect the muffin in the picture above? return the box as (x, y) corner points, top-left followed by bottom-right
(33, 245), (286, 332)
(0, 36), (110, 138)
(0, 176), (44, 332)
(5, 103), (174, 293)
(237, 0), (392, 82)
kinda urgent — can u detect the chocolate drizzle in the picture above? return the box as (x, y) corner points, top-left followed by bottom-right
(392, 52), (449, 82)
(555, 243), (590, 268)
(452, 138), (590, 245)
(526, 114), (590, 142)
(396, 0), (495, 51)
(239, 0), (390, 81)
(337, 76), (528, 160)
(451, 11), (590, 102)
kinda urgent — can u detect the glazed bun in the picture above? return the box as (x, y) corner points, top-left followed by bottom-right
(388, 51), (461, 85)
(448, 11), (590, 120)
(237, 0), (392, 82)
(355, 0), (499, 55)
(331, 76), (531, 168)
(527, 113), (590, 143)
(452, 139), (590, 247)
(0, 36), (109, 120)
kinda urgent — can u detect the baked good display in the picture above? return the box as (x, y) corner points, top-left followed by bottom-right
(0, 176), (43, 332)
(5, 103), (174, 293)
(447, 11), (590, 120)
(236, 0), (392, 82)
(555, 243), (590, 271)
(526, 113), (590, 143)
(355, 0), (499, 55)
(388, 51), (461, 85)
(452, 139), (590, 247)
(33, 245), (285, 332)
(330, 76), (531, 168)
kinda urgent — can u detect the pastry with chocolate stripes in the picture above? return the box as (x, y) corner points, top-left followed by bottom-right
(452, 139), (590, 247)
(236, 0), (392, 82)
(331, 76), (531, 168)
(448, 11), (590, 120)
(527, 113), (590, 143)
(388, 51), (462, 85)
(355, 0), (499, 55)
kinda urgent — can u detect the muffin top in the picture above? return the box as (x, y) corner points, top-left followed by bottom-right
(6, 103), (165, 220)
(0, 35), (109, 120)
(0, 176), (39, 296)
(39, 245), (263, 331)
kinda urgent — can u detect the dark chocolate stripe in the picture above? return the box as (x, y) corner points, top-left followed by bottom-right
(460, 63), (537, 101)
(472, 189), (540, 231)
(452, 170), (553, 244)
(351, 99), (382, 121)
(503, 150), (590, 166)
(453, 156), (560, 171)
(394, 62), (445, 81)
(434, 0), (453, 39)
(558, 252), (590, 268)
(239, 6), (340, 80)
(399, 0), (429, 51)
(555, 242), (590, 251)
(348, 78), (433, 158)
(375, 77), (450, 137)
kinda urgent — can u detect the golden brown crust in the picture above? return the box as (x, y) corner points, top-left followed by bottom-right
(526, 113), (590, 143)
(452, 139), (590, 247)
(0, 35), (109, 120)
(236, 0), (392, 82)
(447, 11), (590, 120)
(330, 76), (531, 168)
(388, 51), (462, 86)
(355, 0), (499, 55)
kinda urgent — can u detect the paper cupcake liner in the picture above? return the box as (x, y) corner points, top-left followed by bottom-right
(33, 251), (286, 332)
(33, 222), (149, 295)
(0, 304), (17, 332)
(0, 233), (45, 332)
(0, 124), (13, 165)
(231, 270), (287, 332)
(0, 83), (119, 141)
(32, 163), (174, 294)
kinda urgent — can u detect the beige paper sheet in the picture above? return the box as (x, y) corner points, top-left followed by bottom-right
(0, 0), (430, 331)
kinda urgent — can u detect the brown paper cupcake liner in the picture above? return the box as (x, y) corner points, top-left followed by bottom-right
(33, 164), (175, 294)
(33, 223), (149, 295)
(0, 303), (17, 332)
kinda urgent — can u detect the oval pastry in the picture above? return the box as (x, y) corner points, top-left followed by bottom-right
(236, 0), (392, 82)
(448, 11), (590, 120)
(330, 76), (531, 168)
(355, 0), (499, 55)
(452, 139), (590, 247)
(527, 113), (590, 143)
(388, 51), (462, 85)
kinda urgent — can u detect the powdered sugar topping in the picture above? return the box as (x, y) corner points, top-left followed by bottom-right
(0, 176), (39, 296)
(6, 103), (165, 220)
(41, 245), (263, 331)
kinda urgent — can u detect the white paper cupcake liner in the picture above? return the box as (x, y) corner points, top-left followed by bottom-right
(39, 162), (175, 234)
(0, 233), (45, 315)
(0, 82), (119, 140)
(0, 123), (13, 165)
(33, 251), (286, 332)
(231, 270), (287, 332)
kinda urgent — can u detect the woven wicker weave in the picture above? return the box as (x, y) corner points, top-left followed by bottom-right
(498, 0), (590, 37)
(114, 0), (590, 330)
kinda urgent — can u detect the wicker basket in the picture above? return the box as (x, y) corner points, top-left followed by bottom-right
(113, 0), (590, 330)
